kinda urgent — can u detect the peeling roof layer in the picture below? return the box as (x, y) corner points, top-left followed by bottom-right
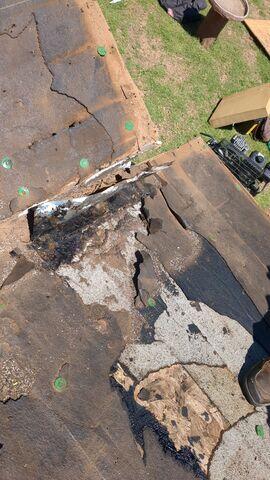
(1, 139), (270, 480)
(0, 0), (157, 219)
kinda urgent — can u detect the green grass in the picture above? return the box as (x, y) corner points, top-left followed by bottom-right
(99, 0), (270, 207)
(256, 188), (270, 209)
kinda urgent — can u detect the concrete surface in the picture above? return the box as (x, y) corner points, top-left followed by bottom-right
(119, 280), (266, 379)
(185, 364), (254, 425)
(210, 410), (270, 480)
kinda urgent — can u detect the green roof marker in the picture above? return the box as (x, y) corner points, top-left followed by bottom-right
(255, 424), (265, 439)
(1, 156), (13, 170)
(53, 376), (67, 392)
(97, 46), (107, 57)
(0, 303), (6, 310)
(147, 297), (156, 308)
(79, 158), (90, 169)
(18, 186), (29, 197)
(125, 120), (134, 131)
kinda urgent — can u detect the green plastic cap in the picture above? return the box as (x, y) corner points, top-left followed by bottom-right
(147, 297), (156, 308)
(1, 156), (13, 170)
(255, 424), (265, 439)
(97, 46), (107, 57)
(125, 120), (134, 131)
(18, 186), (30, 197)
(53, 376), (67, 392)
(79, 158), (90, 169)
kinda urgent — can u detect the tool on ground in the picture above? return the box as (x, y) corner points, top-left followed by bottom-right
(201, 133), (270, 194)
(252, 117), (270, 143)
(241, 358), (270, 407)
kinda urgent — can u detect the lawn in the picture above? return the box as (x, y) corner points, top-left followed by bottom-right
(98, 0), (270, 209)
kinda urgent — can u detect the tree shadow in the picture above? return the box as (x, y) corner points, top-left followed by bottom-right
(239, 266), (270, 428)
(234, 120), (257, 136)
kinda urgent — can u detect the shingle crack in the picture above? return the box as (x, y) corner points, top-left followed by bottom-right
(32, 12), (114, 162)
(0, 16), (32, 39)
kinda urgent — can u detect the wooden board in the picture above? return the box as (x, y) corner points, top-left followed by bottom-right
(134, 365), (229, 474)
(209, 83), (270, 128)
(245, 19), (270, 58)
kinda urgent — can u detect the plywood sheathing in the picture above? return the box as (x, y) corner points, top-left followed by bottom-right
(209, 83), (270, 128)
(245, 19), (270, 58)
(134, 365), (229, 474)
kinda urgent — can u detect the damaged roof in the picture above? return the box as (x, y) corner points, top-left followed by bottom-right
(1, 1), (270, 479)
(0, 0), (157, 219)
(1, 138), (270, 480)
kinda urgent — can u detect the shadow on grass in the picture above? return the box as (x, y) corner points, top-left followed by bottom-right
(158, 1), (205, 37)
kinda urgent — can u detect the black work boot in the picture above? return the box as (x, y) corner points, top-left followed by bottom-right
(242, 358), (270, 406)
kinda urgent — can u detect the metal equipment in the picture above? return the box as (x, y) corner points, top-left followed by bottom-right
(202, 133), (270, 194)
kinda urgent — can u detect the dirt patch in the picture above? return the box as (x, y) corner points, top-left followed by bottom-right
(242, 36), (259, 68)
(138, 34), (165, 70)
(219, 70), (229, 85)
(186, 100), (198, 118)
(162, 54), (190, 84)
(125, 3), (189, 86)
(248, 0), (270, 18)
